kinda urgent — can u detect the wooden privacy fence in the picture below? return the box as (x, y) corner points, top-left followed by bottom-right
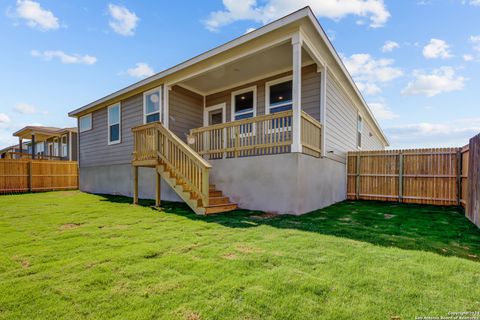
(347, 148), (465, 206)
(466, 133), (480, 227)
(0, 159), (78, 193)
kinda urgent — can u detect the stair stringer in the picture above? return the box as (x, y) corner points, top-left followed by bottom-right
(156, 163), (206, 215)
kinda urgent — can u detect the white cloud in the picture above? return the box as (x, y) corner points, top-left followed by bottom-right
(368, 102), (398, 120)
(423, 39), (453, 59)
(470, 35), (480, 52)
(127, 63), (154, 78)
(31, 50), (97, 65)
(342, 53), (403, 95)
(386, 118), (480, 148)
(14, 0), (59, 31)
(402, 67), (466, 97)
(0, 113), (11, 124)
(204, 0), (391, 31)
(381, 40), (399, 52)
(108, 4), (139, 36)
(245, 27), (256, 34)
(463, 54), (474, 61)
(465, 0), (480, 6)
(14, 103), (37, 114)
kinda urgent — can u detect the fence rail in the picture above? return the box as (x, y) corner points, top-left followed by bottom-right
(0, 159), (78, 193)
(347, 148), (464, 206)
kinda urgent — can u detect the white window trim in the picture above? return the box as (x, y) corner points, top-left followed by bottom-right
(357, 114), (363, 150)
(143, 86), (162, 124)
(204, 103), (226, 127)
(61, 134), (67, 157)
(108, 103), (121, 145)
(230, 86), (257, 122)
(79, 113), (92, 132)
(265, 75), (293, 114)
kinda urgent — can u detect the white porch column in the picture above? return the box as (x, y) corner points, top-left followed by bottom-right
(291, 33), (302, 153)
(320, 65), (327, 157)
(163, 84), (170, 129)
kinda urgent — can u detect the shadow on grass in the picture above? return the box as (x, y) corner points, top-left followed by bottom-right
(99, 194), (480, 262)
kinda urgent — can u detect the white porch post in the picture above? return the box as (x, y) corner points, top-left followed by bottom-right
(291, 33), (302, 153)
(163, 84), (170, 129)
(320, 65), (327, 157)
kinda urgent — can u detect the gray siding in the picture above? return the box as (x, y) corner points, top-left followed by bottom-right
(169, 85), (203, 140)
(80, 94), (143, 167)
(206, 64), (321, 122)
(324, 70), (383, 163)
(71, 132), (78, 161)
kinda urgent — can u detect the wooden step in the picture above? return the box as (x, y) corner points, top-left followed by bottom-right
(209, 190), (223, 197)
(205, 203), (238, 215)
(208, 196), (230, 205)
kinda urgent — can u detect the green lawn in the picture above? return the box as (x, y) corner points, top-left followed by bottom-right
(0, 191), (479, 320)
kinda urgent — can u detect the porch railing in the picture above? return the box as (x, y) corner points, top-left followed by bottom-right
(300, 111), (322, 158)
(188, 110), (322, 159)
(3, 152), (64, 160)
(132, 122), (211, 207)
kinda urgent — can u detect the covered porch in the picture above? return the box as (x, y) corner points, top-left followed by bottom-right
(13, 126), (76, 160)
(163, 31), (326, 160)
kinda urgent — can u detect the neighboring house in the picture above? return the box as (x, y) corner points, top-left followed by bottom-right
(0, 142), (29, 159)
(68, 7), (389, 215)
(10, 126), (78, 161)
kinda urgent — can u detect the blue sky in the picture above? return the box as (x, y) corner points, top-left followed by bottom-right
(0, 0), (479, 149)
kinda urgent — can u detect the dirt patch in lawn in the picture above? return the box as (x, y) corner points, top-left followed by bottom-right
(384, 214), (395, 219)
(12, 256), (30, 269)
(222, 253), (238, 260)
(250, 212), (279, 220)
(59, 223), (83, 230)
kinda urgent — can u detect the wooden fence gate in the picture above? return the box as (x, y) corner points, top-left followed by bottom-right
(0, 159), (78, 193)
(466, 134), (480, 227)
(347, 148), (464, 206)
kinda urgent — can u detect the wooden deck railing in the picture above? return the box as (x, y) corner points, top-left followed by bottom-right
(2, 152), (64, 160)
(132, 122), (212, 207)
(189, 110), (293, 159)
(189, 110), (322, 159)
(301, 111), (322, 158)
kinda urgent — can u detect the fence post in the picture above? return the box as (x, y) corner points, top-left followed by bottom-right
(398, 153), (403, 203)
(355, 154), (361, 200)
(28, 160), (33, 192)
(456, 149), (462, 206)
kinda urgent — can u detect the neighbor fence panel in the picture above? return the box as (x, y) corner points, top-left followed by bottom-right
(0, 159), (78, 193)
(466, 133), (480, 227)
(347, 148), (463, 206)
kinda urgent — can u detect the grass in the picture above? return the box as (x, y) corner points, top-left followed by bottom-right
(0, 191), (479, 320)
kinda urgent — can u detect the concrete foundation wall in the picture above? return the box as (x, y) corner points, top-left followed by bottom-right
(79, 164), (181, 202)
(80, 154), (346, 215)
(209, 153), (346, 215)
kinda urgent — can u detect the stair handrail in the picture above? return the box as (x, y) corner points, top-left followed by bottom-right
(131, 121), (212, 208)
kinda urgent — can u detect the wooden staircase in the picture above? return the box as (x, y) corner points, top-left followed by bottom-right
(132, 121), (237, 215)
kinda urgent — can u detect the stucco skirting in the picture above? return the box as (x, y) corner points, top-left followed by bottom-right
(79, 154), (346, 215)
(79, 164), (181, 202)
(209, 153), (346, 215)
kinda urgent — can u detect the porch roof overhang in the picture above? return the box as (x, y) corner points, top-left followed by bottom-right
(13, 126), (77, 141)
(67, 6), (389, 146)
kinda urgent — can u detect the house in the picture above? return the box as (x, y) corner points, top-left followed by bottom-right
(9, 126), (78, 160)
(68, 7), (389, 215)
(0, 142), (28, 159)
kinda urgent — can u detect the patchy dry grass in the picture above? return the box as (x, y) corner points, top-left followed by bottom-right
(0, 191), (479, 319)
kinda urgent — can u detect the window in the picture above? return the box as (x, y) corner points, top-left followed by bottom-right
(266, 77), (293, 114)
(144, 87), (162, 123)
(108, 103), (121, 144)
(61, 135), (68, 157)
(36, 142), (44, 154)
(231, 86), (256, 121)
(79, 114), (92, 132)
(357, 115), (363, 148)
